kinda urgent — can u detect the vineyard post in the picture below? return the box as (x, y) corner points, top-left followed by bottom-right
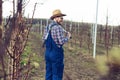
(91, 24), (95, 44)
(93, 0), (99, 58)
(40, 19), (42, 35)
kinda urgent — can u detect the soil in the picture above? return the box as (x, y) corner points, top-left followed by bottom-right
(29, 33), (102, 80)
(63, 49), (100, 80)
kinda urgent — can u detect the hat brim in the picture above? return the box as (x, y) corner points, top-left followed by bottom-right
(50, 14), (66, 20)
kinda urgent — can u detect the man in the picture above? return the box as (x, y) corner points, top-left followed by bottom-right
(42, 9), (71, 80)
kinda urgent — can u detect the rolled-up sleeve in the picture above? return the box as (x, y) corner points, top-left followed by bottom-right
(52, 25), (69, 45)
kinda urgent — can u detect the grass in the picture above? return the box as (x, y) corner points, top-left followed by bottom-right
(24, 30), (120, 80)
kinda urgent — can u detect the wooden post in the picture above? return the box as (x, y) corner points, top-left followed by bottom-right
(0, 0), (2, 25)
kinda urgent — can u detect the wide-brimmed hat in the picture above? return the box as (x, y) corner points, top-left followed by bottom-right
(50, 9), (66, 20)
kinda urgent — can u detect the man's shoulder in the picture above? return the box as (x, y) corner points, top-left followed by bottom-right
(49, 22), (59, 27)
(48, 22), (60, 30)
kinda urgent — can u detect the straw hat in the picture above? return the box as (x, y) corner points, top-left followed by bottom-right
(50, 9), (66, 20)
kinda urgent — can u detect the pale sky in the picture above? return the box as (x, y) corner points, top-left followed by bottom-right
(3, 0), (120, 26)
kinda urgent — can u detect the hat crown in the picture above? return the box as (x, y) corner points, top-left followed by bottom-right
(52, 9), (62, 15)
(50, 9), (66, 20)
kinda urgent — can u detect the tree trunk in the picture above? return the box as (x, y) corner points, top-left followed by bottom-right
(0, 0), (2, 25)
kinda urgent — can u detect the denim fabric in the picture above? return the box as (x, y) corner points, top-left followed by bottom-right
(45, 28), (64, 80)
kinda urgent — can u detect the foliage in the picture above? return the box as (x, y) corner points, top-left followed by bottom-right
(109, 47), (120, 65)
(96, 47), (120, 80)
(95, 55), (109, 75)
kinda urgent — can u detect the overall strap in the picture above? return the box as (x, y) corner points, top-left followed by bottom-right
(47, 23), (58, 32)
(42, 23), (58, 48)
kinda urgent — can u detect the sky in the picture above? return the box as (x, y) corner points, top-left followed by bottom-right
(2, 0), (120, 26)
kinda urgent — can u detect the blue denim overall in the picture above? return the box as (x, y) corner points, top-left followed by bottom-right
(44, 25), (64, 80)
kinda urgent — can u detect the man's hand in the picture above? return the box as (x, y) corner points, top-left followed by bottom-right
(67, 32), (72, 39)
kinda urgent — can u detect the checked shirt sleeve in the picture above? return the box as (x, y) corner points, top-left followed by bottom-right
(52, 25), (69, 45)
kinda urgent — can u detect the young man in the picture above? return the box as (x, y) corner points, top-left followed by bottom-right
(42, 9), (71, 80)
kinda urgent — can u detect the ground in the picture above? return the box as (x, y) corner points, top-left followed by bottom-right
(29, 32), (101, 80)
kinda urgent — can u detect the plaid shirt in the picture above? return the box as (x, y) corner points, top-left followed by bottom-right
(42, 21), (69, 46)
